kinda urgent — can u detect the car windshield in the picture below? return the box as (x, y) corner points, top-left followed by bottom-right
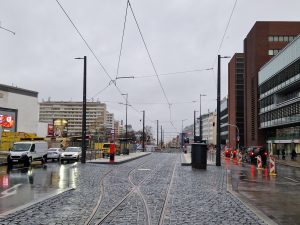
(11, 143), (31, 152)
(103, 144), (110, 148)
(48, 148), (58, 152)
(65, 148), (80, 152)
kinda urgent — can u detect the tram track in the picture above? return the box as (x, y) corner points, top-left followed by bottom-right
(86, 153), (179, 225)
(85, 154), (157, 225)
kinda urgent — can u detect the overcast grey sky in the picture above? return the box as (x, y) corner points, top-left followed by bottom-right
(1, 0), (300, 140)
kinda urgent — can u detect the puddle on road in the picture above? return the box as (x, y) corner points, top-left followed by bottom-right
(0, 163), (72, 214)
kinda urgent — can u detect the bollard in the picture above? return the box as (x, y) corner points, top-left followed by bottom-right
(269, 155), (277, 176)
(257, 155), (262, 170)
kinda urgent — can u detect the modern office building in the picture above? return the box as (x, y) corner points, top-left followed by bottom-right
(259, 35), (300, 155)
(220, 97), (228, 145)
(228, 53), (245, 149)
(0, 84), (39, 134)
(244, 21), (300, 147)
(39, 101), (107, 136)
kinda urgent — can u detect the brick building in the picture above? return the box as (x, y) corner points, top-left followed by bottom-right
(228, 53), (245, 149)
(243, 21), (300, 147)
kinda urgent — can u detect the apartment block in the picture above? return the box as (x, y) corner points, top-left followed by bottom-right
(39, 101), (107, 136)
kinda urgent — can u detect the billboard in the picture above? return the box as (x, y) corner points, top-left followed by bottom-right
(0, 108), (17, 132)
(53, 119), (68, 137)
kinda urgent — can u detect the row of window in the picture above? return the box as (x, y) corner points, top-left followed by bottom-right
(260, 59), (300, 95)
(268, 49), (280, 56)
(260, 101), (300, 125)
(268, 35), (296, 42)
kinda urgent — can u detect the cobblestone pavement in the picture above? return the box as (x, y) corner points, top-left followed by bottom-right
(0, 153), (267, 225)
(162, 164), (266, 225)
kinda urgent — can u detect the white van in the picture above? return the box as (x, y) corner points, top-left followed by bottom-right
(7, 141), (48, 167)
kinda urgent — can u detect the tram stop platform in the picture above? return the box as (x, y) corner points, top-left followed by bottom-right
(87, 152), (151, 165)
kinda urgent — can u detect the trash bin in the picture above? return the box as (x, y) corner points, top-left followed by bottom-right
(191, 143), (207, 169)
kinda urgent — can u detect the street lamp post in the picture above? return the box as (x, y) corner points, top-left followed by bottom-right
(142, 110), (145, 152)
(199, 94), (206, 141)
(75, 56), (87, 163)
(122, 93), (128, 153)
(216, 55), (230, 166)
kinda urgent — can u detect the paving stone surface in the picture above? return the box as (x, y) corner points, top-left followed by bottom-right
(0, 153), (266, 225)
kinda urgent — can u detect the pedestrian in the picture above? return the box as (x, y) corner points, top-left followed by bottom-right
(277, 148), (280, 159)
(282, 148), (286, 160)
(291, 149), (297, 160)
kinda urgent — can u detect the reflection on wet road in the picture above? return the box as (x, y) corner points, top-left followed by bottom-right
(227, 157), (300, 225)
(0, 162), (74, 214)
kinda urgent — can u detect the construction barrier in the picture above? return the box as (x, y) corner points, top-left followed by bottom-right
(237, 151), (242, 164)
(256, 155), (262, 169)
(269, 155), (277, 176)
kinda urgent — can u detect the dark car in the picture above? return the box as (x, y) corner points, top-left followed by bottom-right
(246, 146), (268, 165)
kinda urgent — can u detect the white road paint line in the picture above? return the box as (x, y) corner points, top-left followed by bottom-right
(137, 168), (150, 171)
(0, 184), (22, 198)
(284, 177), (299, 183)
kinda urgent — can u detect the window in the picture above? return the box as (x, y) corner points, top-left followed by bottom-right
(278, 36), (284, 42)
(268, 36), (274, 42)
(268, 50), (274, 56)
(273, 36), (279, 42)
(289, 36), (294, 42)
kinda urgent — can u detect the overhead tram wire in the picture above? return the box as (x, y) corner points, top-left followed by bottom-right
(55, 0), (125, 97)
(56, 0), (176, 132)
(211, 0), (238, 68)
(55, 0), (147, 120)
(128, 0), (176, 130)
(116, 0), (129, 81)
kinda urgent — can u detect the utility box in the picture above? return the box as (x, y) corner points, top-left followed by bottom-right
(191, 143), (207, 169)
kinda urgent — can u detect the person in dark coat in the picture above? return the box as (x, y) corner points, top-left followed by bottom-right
(282, 149), (286, 160)
(277, 148), (280, 159)
(291, 149), (297, 160)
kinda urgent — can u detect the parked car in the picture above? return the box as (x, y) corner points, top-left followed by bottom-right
(7, 141), (48, 167)
(246, 146), (268, 165)
(46, 148), (63, 162)
(60, 147), (82, 163)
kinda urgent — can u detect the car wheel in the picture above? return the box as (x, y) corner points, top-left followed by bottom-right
(24, 157), (32, 167)
(7, 157), (13, 168)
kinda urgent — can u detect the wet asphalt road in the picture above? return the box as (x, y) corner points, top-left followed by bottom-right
(0, 161), (74, 215)
(227, 157), (300, 225)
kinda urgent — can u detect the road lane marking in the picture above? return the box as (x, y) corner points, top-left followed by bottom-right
(137, 168), (150, 171)
(0, 184), (22, 198)
(284, 177), (299, 183)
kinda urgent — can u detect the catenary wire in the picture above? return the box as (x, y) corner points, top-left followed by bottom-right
(116, 0), (129, 80)
(128, 1), (176, 132)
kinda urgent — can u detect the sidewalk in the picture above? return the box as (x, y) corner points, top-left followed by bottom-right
(276, 157), (300, 168)
(87, 152), (151, 164)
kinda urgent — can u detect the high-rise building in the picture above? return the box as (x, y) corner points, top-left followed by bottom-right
(39, 101), (107, 136)
(244, 21), (300, 147)
(228, 53), (245, 149)
(259, 35), (300, 155)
